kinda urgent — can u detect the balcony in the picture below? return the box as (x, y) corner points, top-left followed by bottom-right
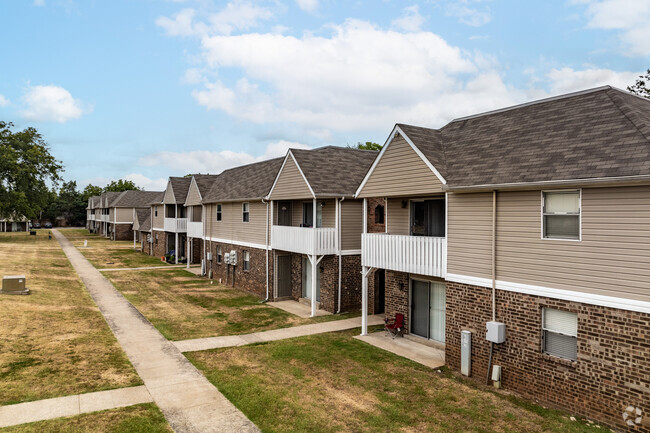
(187, 221), (203, 238)
(100, 215), (109, 222)
(362, 233), (446, 278)
(164, 218), (187, 233)
(271, 225), (337, 256)
(89, 215), (95, 221)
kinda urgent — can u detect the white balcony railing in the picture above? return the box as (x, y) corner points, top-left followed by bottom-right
(362, 233), (446, 278)
(89, 215), (95, 221)
(101, 215), (109, 222)
(164, 217), (187, 233)
(271, 225), (337, 256)
(187, 221), (203, 238)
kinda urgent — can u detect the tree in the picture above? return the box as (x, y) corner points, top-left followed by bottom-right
(627, 69), (650, 99)
(52, 181), (86, 226)
(0, 121), (63, 219)
(81, 184), (102, 202)
(103, 179), (141, 192)
(355, 141), (382, 151)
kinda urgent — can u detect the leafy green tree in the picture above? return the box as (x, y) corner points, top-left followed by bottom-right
(0, 121), (63, 219)
(53, 181), (87, 226)
(103, 179), (141, 192)
(628, 69), (650, 99)
(355, 141), (382, 151)
(81, 184), (102, 202)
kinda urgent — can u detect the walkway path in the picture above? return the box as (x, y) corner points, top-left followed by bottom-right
(53, 230), (259, 433)
(174, 314), (385, 353)
(0, 386), (152, 429)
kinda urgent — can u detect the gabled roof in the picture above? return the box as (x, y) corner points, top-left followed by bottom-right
(202, 158), (283, 203)
(276, 146), (378, 198)
(194, 174), (220, 198)
(139, 213), (152, 232)
(104, 191), (123, 207)
(164, 177), (193, 204)
(147, 192), (165, 206)
(133, 208), (150, 231)
(111, 190), (164, 208)
(359, 86), (650, 192)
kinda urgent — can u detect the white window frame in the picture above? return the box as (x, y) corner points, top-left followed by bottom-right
(243, 250), (250, 271)
(216, 204), (222, 222)
(541, 307), (578, 361)
(242, 202), (250, 223)
(216, 245), (222, 264)
(540, 189), (582, 242)
(154, 206), (158, 217)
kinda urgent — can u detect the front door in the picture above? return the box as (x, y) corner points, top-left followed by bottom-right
(277, 255), (292, 298)
(375, 269), (385, 314)
(410, 279), (446, 343)
(301, 257), (320, 301)
(278, 201), (292, 226)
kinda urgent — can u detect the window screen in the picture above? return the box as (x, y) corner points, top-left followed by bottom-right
(242, 203), (249, 223)
(543, 191), (580, 240)
(243, 251), (250, 271)
(542, 308), (578, 361)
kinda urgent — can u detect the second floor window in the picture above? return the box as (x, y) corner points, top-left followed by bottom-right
(374, 204), (385, 224)
(410, 199), (445, 237)
(302, 201), (322, 228)
(216, 204), (222, 222)
(192, 205), (202, 222)
(543, 191), (580, 240)
(242, 203), (250, 222)
(154, 207), (158, 217)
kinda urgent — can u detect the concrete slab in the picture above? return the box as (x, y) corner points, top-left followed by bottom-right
(355, 331), (446, 369)
(267, 300), (331, 318)
(174, 314), (385, 352)
(53, 230), (261, 433)
(0, 386), (152, 429)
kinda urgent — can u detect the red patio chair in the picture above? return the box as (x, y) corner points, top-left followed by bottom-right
(385, 313), (405, 339)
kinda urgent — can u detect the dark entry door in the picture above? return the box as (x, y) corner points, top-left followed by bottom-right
(277, 255), (292, 298)
(278, 201), (292, 226)
(375, 269), (385, 314)
(411, 280), (430, 338)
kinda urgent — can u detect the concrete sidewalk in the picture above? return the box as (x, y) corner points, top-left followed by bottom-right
(53, 230), (260, 433)
(174, 314), (385, 353)
(0, 386), (152, 428)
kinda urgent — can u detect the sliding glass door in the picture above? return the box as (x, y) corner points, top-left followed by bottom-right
(302, 257), (321, 301)
(410, 280), (446, 343)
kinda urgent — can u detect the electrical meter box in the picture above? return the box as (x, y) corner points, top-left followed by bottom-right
(224, 252), (230, 263)
(207, 252), (213, 261)
(486, 321), (506, 343)
(2, 275), (29, 295)
(229, 250), (237, 265)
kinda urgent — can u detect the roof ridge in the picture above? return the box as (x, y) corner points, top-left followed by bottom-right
(605, 89), (650, 144)
(220, 156), (284, 175)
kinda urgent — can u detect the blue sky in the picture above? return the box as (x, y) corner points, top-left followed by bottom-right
(0, 0), (648, 191)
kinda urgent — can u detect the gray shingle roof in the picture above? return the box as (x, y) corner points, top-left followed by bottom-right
(134, 208), (150, 230)
(139, 214), (152, 232)
(193, 174), (220, 198)
(112, 190), (165, 208)
(202, 158), (283, 203)
(167, 177), (193, 204)
(394, 86), (650, 189)
(290, 146), (378, 197)
(104, 191), (123, 207)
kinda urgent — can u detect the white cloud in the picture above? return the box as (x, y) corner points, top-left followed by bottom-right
(123, 174), (168, 191)
(156, 1), (274, 37)
(33, 0), (45, 6)
(391, 5), (425, 32)
(575, 0), (650, 56)
(545, 67), (639, 94)
(0, 95), (9, 107)
(446, 1), (492, 27)
(20, 85), (90, 123)
(296, 0), (318, 13)
(138, 141), (311, 174)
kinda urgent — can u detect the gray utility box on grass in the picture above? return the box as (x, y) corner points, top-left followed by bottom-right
(1, 275), (30, 295)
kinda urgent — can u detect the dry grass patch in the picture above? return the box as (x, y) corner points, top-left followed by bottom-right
(60, 229), (169, 269)
(188, 329), (604, 433)
(0, 232), (141, 405)
(0, 403), (172, 433)
(106, 268), (358, 341)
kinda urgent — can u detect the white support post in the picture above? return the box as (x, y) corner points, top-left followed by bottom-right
(175, 232), (179, 264)
(310, 254), (317, 317)
(361, 265), (369, 336)
(363, 198), (367, 234)
(187, 237), (191, 269)
(133, 230), (136, 249)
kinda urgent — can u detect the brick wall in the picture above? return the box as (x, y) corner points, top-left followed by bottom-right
(384, 270), (409, 328)
(366, 197), (386, 234)
(113, 224), (133, 241)
(446, 281), (650, 433)
(151, 231), (167, 258)
(207, 242), (272, 299)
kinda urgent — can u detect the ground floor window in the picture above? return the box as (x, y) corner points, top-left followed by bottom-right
(243, 250), (250, 271)
(410, 279), (445, 343)
(542, 308), (577, 361)
(216, 246), (222, 264)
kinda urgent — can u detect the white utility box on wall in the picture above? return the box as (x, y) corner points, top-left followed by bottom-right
(486, 321), (506, 343)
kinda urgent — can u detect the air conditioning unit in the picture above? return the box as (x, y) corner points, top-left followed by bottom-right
(1, 275), (30, 295)
(229, 250), (237, 265)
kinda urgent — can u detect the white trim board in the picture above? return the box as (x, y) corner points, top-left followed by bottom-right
(446, 273), (650, 315)
(205, 236), (270, 251)
(341, 249), (362, 256)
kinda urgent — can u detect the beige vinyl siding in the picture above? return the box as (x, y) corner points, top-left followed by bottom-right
(162, 184), (175, 204)
(116, 208), (133, 223)
(109, 208), (115, 221)
(386, 198), (409, 235)
(357, 135), (443, 198)
(185, 181), (202, 206)
(341, 200), (363, 250)
(493, 186), (650, 303)
(447, 192), (493, 280)
(152, 205), (163, 229)
(269, 157), (313, 200)
(208, 201), (268, 245)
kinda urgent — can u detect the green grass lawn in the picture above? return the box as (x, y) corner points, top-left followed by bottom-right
(0, 231), (142, 405)
(187, 328), (604, 433)
(106, 268), (359, 341)
(0, 403), (172, 433)
(60, 229), (170, 269)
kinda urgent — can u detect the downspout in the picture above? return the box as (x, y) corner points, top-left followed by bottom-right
(202, 204), (206, 276)
(337, 197), (345, 313)
(262, 198), (270, 302)
(487, 189), (497, 385)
